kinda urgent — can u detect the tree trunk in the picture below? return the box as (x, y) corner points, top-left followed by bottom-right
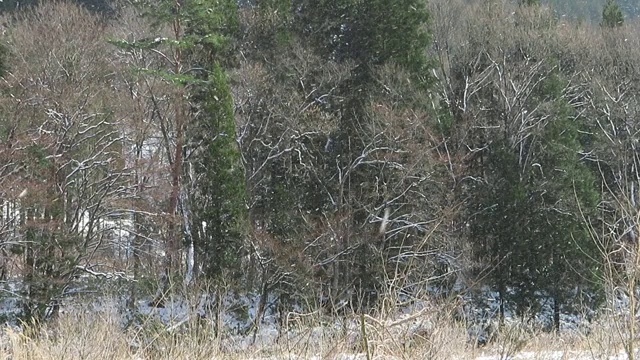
(149, 267), (170, 308)
(553, 295), (560, 332)
(252, 276), (270, 343)
(498, 280), (505, 328)
(181, 188), (195, 287)
(127, 211), (141, 315)
(165, 0), (186, 276)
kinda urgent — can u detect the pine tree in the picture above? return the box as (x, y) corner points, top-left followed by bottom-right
(234, 0), (433, 307)
(602, 0), (624, 28)
(520, 0), (540, 6)
(469, 139), (529, 324)
(189, 65), (246, 280)
(112, 0), (245, 288)
(178, 0), (245, 282)
(531, 102), (600, 331)
(296, 0), (431, 111)
(292, 0), (432, 303)
(469, 72), (601, 330)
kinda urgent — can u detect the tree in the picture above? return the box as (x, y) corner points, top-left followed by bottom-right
(530, 100), (600, 331)
(429, 0), (604, 329)
(467, 65), (601, 331)
(602, 0), (624, 28)
(283, 0), (434, 304)
(520, 0), (540, 6)
(112, 0), (244, 294)
(188, 64), (246, 281)
(0, 2), (131, 321)
(232, 0), (438, 313)
(295, 0), (430, 71)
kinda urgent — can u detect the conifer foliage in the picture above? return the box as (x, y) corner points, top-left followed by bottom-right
(602, 0), (624, 28)
(111, 0), (245, 286)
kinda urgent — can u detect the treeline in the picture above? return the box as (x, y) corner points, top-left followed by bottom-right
(0, 0), (116, 14)
(0, 0), (638, 332)
(2, 0), (638, 25)
(546, 0), (639, 21)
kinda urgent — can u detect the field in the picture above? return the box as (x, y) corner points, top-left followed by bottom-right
(0, 289), (637, 360)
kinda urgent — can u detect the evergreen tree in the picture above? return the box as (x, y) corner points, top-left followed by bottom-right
(520, 0), (540, 6)
(234, 0), (434, 307)
(469, 72), (601, 330)
(296, 0), (429, 69)
(528, 101), (600, 330)
(112, 0), (245, 286)
(294, 0), (431, 129)
(0, 0), (114, 14)
(602, 0), (624, 28)
(180, 0), (245, 281)
(292, 0), (432, 302)
(189, 65), (246, 280)
(469, 140), (528, 323)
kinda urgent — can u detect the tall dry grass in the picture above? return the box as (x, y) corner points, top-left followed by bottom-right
(0, 301), (636, 360)
(0, 303), (467, 360)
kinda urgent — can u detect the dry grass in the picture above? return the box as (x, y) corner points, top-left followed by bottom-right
(0, 300), (634, 360)
(3, 311), (132, 360)
(0, 306), (463, 360)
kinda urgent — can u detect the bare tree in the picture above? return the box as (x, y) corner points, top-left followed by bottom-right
(0, 2), (138, 319)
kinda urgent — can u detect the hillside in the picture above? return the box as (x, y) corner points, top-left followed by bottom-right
(545, 0), (639, 21)
(0, 0), (637, 22)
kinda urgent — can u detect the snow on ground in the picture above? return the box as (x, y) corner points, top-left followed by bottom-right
(223, 350), (637, 360)
(473, 349), (635, 360)
(1, 278), (639, 359)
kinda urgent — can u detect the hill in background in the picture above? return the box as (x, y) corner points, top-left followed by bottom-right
(0, 0), (638, 23)
(545, 0), (639, 22)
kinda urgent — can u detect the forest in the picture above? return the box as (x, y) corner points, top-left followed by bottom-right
(0, 0), (639, 359)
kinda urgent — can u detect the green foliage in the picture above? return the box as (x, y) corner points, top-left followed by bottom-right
(181, 0), (239, 63)
(112, 0), (239, 71)
(469, 73), (601, 323)
(292, 0), (433, 303)
(136, 0), (238, 55)
(519, 100), (600, 309)
(601, 0), (624, 28)
(291, 0), (433, 137)
(113, 0), (245, 282)
(179, 0), (246, 280)
(0, 43), (8, 78)
(189, 65), (247, 279)
(25, 144), (53, 175)
(295, 0), (431, 78)
(250, 0), (295, 58)
(0, 0), (114, 14)
(4, 0), (634, 325)
(435, 100), (455, 136)
(231, 0), (436, 304)
(469, 139), (527, 301)
(22, 227), (79, 321)
(521, 0), (541, 6)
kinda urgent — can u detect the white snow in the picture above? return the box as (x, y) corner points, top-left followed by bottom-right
(473, 349), (636, 360)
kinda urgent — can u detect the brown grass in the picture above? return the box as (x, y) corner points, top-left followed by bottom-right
(0, 300), (634, 360)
